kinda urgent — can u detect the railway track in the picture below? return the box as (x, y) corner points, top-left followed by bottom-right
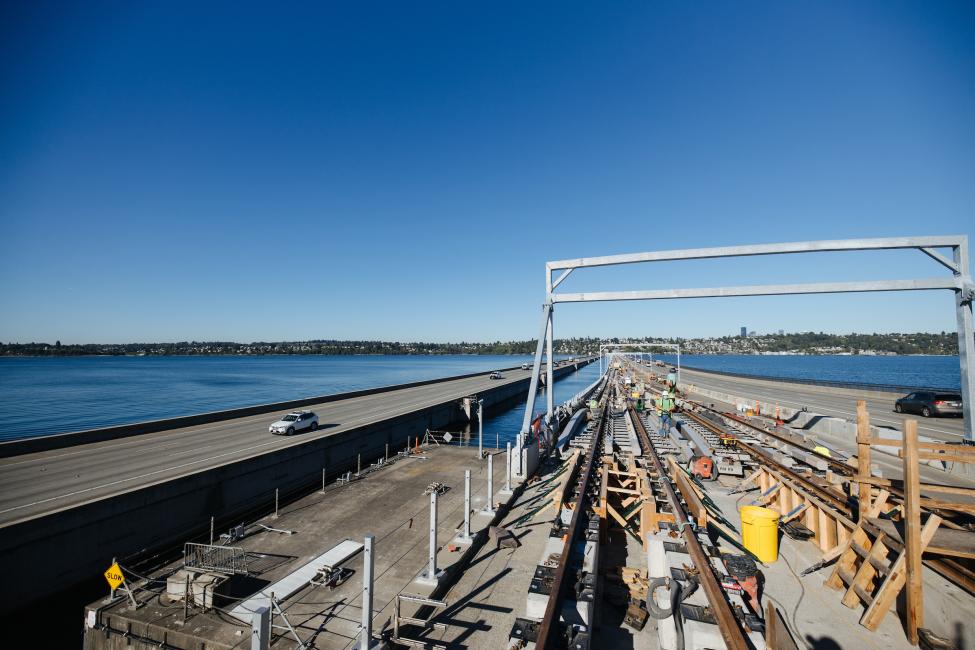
(627, 404), (752, 650)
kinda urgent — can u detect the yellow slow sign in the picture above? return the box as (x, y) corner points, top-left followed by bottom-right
(104, 562), (125, 590)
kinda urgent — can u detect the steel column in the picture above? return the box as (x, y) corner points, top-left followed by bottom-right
(954, 243), (975, 443)
(458, 470), (472, 542)
(420, 492), (440, 584)
(520, 302), (552, 437)
(478, 399), (484, 459)
(483, 454), (495, 514)
(546, 308), (554, 423)
(360, 535), (375, 649)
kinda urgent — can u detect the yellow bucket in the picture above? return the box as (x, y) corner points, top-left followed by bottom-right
(739, 505), (780, 562)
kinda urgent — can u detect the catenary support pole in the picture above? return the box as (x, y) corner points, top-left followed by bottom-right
(360, 534), (375, 649)
(459, 470), (472, 542)
(419, 491), (440, 584)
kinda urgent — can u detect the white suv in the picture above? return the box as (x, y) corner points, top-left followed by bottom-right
(269, 410), (319, 435)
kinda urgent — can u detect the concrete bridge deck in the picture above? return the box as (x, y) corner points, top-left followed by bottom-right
(0, 364), (578, 528)
(658, 365), (967, 442)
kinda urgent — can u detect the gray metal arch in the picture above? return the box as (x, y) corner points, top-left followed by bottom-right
(520, 236), (975, 442)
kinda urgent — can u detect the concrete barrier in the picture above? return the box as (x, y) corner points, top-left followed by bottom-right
(0, 361), (590, 612)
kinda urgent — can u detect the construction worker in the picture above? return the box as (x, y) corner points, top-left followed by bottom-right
(666, 367), (677, 388)
(659, 389), (675, 431)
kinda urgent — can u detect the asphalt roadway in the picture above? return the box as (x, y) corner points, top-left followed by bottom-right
(0, 365), (557, 528)
(650, 365), (968, 442)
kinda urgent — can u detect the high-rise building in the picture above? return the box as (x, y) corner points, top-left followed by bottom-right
(740, 326), (747, 337)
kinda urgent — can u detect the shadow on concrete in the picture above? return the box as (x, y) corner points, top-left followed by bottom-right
(804, 634), (842, 649)
(424, 566), (514, 648)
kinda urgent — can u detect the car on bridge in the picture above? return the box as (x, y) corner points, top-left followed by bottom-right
(269, 410), (319, 435)
(490, 371), (503, 379)
(894, 391), (963, 418)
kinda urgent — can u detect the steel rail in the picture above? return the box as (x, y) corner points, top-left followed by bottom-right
(628, 405), (751, 650)
(679, 407), (975, 595)
(535, 396), (608, 649)
(681, 409), (852, 512)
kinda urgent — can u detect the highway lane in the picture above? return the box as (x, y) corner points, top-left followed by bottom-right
(638, 363), (966, 441)
(0, 364), (569, 527)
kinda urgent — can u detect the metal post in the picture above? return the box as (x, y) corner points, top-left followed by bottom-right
(503, 442), (512, 493)
(458, 470), (472, 543)
(357, 453), (362, 475)
(954, 243), (975, 443)
(483, 453), (496, 514)
(274, 489), (279, 518)
(251, 605), (270, 650)
(546, 309), (554, 423)
(385, 443), (389, 461)
(520, 302), (552, 435)
(209, 516), (215, 545)
(322, 467), (326, 493)
(419, 491), (440, 584)
(478, 399), (484, 458)
(360, 534), (375, 649)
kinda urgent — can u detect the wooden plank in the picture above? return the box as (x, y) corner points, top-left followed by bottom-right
(866, 516), (975, 560)
(902, 420), (923, 645)
(856, 401), (873, 521)
(860, 514), (942, 632)
(841, 535), (889, 608)
(765, 601), (800, 650)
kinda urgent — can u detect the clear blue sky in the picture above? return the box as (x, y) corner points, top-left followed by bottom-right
(1, 2), (973, 344)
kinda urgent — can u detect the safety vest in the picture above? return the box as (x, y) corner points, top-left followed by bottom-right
(660, 394), (674, 413)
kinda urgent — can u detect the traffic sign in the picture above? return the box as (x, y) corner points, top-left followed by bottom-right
(442, 432), (453, 443)
(104, 562), (125, 590)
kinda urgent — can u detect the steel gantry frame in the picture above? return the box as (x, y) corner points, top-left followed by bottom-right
(521, 236), (975, 443)
(598, 342), (681, 385)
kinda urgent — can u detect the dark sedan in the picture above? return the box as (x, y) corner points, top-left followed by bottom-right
(894, 391), (963, 418)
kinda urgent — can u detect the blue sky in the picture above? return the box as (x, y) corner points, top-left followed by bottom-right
(1, 2), (973, 344)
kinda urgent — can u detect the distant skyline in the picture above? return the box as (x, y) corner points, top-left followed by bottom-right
(2, 3), (973, 344)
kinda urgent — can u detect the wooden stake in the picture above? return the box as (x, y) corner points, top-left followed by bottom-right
(856, 400), (873, 521)
(902, 419), (923, 645)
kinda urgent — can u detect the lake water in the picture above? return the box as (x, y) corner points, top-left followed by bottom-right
(0, 353), (959, 442)
(0, 355), (551, 441)
(650, 354), (960, 391)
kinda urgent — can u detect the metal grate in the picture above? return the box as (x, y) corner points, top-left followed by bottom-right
(183, 542), (249, 575)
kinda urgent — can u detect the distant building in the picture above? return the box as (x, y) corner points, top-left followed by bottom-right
(740, 326), (747, 337)
(778, 329), (784, 335)
(749, 331), (757, 337)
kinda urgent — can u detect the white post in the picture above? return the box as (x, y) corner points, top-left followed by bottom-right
(360, 534), (375, 649)
(546, 310), (554, 423)
(478, 399), (484, 458)
(418, 491), (440, 585)
(457, 470), (472, 543)
(502, 442), (512, 493)
(251, 605), (270, 650)
(954, 243), (975, 443)
(483, 453), (496, 515)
